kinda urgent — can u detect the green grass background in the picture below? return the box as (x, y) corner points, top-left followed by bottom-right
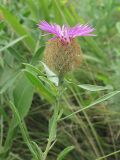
(0, 0), (120, 160)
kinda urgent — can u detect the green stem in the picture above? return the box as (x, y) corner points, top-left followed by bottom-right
(43, 76), (63, 160)
(43, 104), (59, 160)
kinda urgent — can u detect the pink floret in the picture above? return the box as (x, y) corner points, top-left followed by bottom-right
(38, 21), (96, 43)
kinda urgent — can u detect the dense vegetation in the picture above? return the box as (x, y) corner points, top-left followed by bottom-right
(0, 0), (120, 160)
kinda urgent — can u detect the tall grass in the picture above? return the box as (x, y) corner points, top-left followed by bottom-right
(0, 0), (120, 160)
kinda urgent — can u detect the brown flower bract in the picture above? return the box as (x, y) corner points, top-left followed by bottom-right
(44, 38), (83, 76)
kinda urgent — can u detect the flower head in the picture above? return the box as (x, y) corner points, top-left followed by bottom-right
(38, 21), (95, 76)
(38, 20), (95, 44)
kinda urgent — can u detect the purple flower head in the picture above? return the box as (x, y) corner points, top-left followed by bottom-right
(38, 21), (96, 44)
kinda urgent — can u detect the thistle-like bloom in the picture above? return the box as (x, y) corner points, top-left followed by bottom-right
(38, 21), (95, 76)
(38, 21), (95, 43)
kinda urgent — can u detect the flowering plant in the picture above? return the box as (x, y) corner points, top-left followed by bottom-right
(38, 21), (95, 77)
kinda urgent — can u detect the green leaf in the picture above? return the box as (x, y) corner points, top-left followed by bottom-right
(38, 76), (57, 94)
(48, 115), (57, 142)
(41, 62), (59, 86)
(0, 5), (36, 52)
(23, 63), (57, 94)
(9, 102), (39, 160)
(78, 84), (113, 91)
(60, 91), (120, 121)
(8, 47), (25, 61)
(38, 0), (49, 21)
(0, 56), (4, 68)
(24, 70), (55, 103)
(23, 63), (45, 76)
(96, 149), (120, 160)
(0, 72), (19, 94)
(66, 80), (113, 91)
(31, 46), (44, 65)
(0, 35), (27, 52)
(57, 146), (74, 160)
(31, 141), (43, 160)
(25, 0), (38, 18)
(84, 55), (103, 63)
(116, 22), (120, 33)
(89, 91), (120, 107)
(13, 73), (34, 122)
(4, 73), (34, 155)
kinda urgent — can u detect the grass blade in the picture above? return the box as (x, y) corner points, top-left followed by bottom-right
(96, 149), (120, 160)
(60, 91), (120, 121)
(57, 146), (74, 160)
(0, 5), (36, 52)
(0, 36), (27, 52)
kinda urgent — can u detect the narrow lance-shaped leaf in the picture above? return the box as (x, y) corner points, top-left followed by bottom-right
(78, 84), (113, 91)
(13, 73), (34, 127)
(66, 80), (113, 91)
(60, 91), (120, 121)
(0, 36), (27, 52)
(57, 146), (74, 160)
(4, 74), (34, 156)
(9, 102), (40, 160)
